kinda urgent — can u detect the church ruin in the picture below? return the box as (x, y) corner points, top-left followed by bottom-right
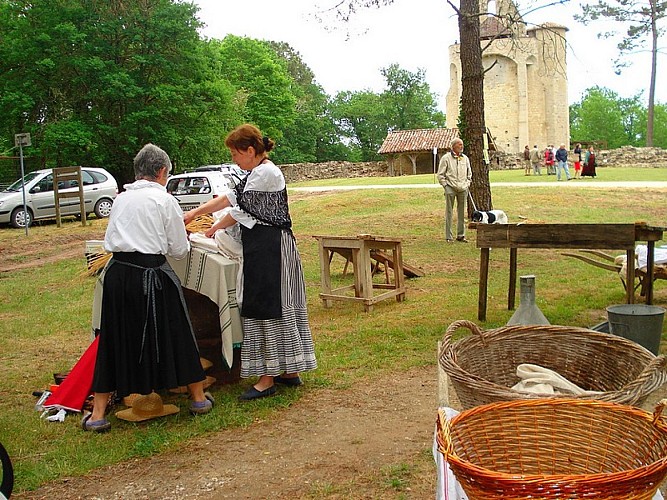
(445, 0), (570, 153)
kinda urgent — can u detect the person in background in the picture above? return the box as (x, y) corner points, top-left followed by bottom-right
(437, 137), (472, 243)
(529, 144), (542, 175)
(523, 145), (531, 175)
(544, 145), (555, 175)
(582, 145), (597, 178)
(573, 143), (582, 179)
(184, 124), (317, 401)
(84, 144), (212, 433)
(555, 143), (571, 181)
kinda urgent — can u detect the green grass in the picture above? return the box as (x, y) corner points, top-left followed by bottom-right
(1, 171), (666, 493)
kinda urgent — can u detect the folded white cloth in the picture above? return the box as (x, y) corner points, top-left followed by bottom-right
(511, 363), (602, 396)
(636, 244), (667, 270)
(189, 232), (219, 252)
(616, 245), (667, 275)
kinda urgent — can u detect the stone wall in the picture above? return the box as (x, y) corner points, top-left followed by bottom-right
(280, 147), (667, 182)
(502, 146), (667, 170)
(595, 146), (667, 168)
(279, 161), (388, 183)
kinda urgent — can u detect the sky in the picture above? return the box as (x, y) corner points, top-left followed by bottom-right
(192, 0), (663, 112)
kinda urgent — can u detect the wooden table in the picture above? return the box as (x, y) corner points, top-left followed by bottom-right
(314, 234), (406, 312)
(474, 223), (665, 321)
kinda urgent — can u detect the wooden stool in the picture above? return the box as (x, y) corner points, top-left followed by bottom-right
(314, 234), (406, 312)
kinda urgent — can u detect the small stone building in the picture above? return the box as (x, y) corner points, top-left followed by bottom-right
(378, 128), (460, 175)
(378, 128), (498, 174)
(446, 0), (570, 154)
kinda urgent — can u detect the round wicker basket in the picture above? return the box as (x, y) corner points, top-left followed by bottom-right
(439, 320), (667, 410)
(437, 398), (667, 499)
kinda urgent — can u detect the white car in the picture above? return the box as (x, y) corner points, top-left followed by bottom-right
(166, 166), (246, 212)
(0, 167), (118, 228)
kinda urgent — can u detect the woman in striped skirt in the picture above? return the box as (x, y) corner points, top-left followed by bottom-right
(184, 124), (317, 401)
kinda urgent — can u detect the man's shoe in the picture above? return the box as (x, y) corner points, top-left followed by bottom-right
(239, 385), (277, 401)
(81, 413), (111, 433)
(190, 392), (215, 415)
(274, 375), (303, 387)
(456, 237), (468, 243)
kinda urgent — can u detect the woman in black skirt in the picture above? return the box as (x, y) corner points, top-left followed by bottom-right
(84, 144), (212, 432)
(582, 145), (597, 178)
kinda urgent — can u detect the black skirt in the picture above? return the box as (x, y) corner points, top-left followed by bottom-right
(91, 252), (205, 398)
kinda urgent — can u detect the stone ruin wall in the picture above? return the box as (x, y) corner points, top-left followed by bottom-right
(497, 146), (667, 171)
(280, 147), (667, 183)
(280, 161), (389, 183)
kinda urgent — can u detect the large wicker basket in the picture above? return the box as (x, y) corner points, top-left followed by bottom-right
(439, 320), (667, 409)
(436, 398), (667, 499)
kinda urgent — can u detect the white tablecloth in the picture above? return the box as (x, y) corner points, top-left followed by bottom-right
(92, 246), (243, 368)
(167, 246), (242, 367)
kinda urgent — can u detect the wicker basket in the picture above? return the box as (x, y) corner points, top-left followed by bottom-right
(436, 398), (667, 499)
(439, 320), (667, 410)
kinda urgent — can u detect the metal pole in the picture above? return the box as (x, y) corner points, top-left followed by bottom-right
(19, 143), (28, 236)
(432, 146), (438, 184)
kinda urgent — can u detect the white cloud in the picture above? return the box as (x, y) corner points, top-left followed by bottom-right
(192, 0), (664, 109)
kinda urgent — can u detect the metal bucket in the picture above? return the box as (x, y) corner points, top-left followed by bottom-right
(606, 304), (666, 355)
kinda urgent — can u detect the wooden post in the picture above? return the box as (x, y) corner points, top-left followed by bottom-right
(53, 166), (86, 227)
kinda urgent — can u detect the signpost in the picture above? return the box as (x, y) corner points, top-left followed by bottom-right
(432, 146), (438, 184)
(14, 133), (31, 236)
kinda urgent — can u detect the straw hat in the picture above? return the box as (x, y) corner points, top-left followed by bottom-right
(200, 357), (213, 371)
(122, 393), (142, 407)
(115, 392), (179, 422)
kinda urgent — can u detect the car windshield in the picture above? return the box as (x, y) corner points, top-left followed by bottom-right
(166, 176), (212, 195)
(4, 171), (43, 192)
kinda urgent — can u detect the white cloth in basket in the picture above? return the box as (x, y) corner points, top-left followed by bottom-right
(433, 406), (663, 500)
(511, 363), (602, 396)
(188, 211), (244, 307)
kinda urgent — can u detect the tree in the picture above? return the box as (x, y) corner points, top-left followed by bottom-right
(266, 41), (348, 162)
(321, 0), (492, 210)
(211, 35), (297, 146)
(569, 86), (642, 148)
(647, 103), (667, 147)
(380, 64), (446, 130)
(331, 90), (388, 161)
(575, 0), (666, 146)
(0, 0), (239, 184)
(449, 0), (491, 212)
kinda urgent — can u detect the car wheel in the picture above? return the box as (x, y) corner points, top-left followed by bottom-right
(94, 198), (113, 218)
(10, 207), (32, 228)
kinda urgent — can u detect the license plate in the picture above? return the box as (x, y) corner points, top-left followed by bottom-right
(180, 204), (200, 211)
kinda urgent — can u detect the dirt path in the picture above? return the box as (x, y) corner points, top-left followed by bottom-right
(16, 367), (439, 499)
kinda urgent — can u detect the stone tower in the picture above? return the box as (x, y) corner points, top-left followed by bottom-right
(445, 0), (570, 153)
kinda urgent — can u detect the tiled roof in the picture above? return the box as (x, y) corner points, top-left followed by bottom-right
(378, 128), (459, 154)
(480, 16), (512, 39)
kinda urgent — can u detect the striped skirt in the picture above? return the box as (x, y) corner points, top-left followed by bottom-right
(240, 230), (317, 378)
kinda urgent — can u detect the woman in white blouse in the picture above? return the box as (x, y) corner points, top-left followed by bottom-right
(184, 124), (317, 401)
(85, 144), (213, 433)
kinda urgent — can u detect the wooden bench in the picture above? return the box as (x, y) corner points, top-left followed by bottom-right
(314, 235), (411, 312)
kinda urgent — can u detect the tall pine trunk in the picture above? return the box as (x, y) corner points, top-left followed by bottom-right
(458, 0), (492, 212)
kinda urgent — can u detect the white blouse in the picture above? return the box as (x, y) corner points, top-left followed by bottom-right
(226, 161), (285, 229)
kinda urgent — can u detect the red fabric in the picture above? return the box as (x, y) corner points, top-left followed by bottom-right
(43, 336), (98, 413)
